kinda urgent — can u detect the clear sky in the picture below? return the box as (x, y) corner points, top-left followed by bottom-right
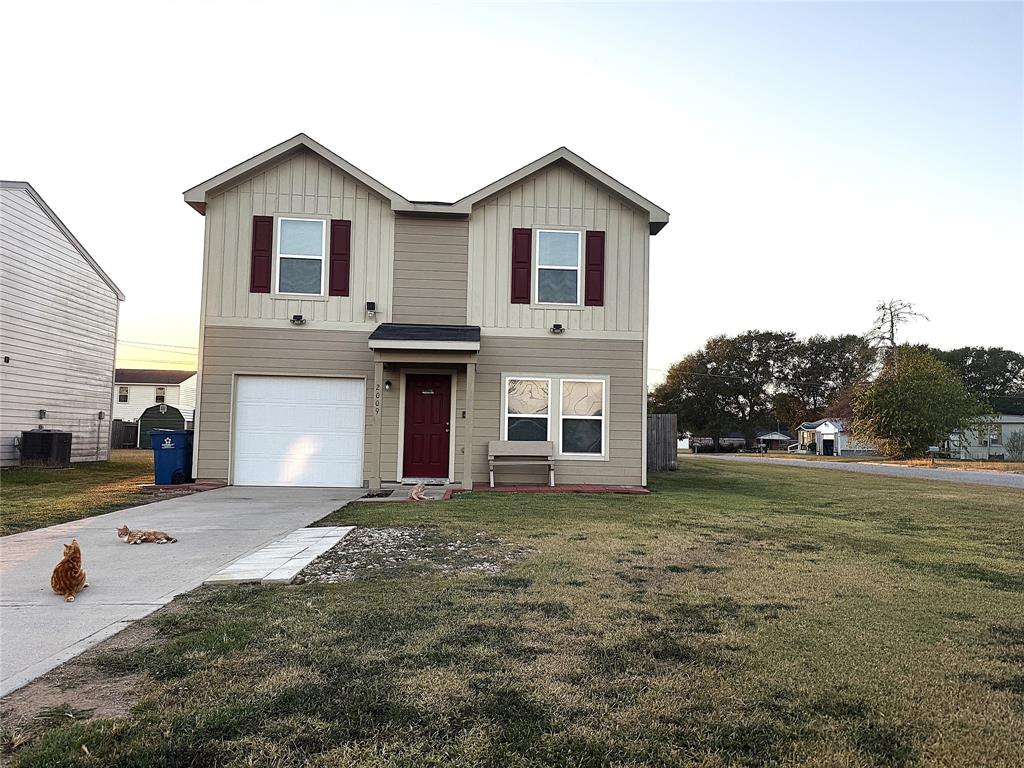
(2, 1), (1020, 380)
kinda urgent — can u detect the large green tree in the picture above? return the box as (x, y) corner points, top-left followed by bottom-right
(783, 334), (875, 425)
(928, 347), (1024, 413)
(852, 347), (982, 458)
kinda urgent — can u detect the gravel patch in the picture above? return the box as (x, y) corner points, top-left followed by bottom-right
(297, 526), (528, 583)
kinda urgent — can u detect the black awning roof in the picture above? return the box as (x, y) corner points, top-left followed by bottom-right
(369, 323), (481, 343)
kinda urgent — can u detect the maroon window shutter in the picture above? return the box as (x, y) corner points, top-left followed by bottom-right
(511, 228), (532, 304)
(329, 219), (351, 297)
(584, 230), (605, 306)
(249, 216), (273, 293)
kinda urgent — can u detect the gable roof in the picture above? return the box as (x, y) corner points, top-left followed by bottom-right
(115, 368), (196, 385)
(453, 147), (670, 233)
(183, 134), (411, 215)
(183, 134), (670, 234)
(1, 180), (124, 301)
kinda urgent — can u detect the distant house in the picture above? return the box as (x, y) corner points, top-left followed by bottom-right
(113, 369), (197, 423)
(755, 430), (792, 451)
(947, 413), (1024, 460)
(793, 418), (875, 456)
(0, 181), (124, 466)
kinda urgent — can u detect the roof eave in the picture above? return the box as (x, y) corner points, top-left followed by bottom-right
(1, 180), (125, 301)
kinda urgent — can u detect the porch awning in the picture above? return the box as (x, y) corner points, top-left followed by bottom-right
(368, 323), (481, 352)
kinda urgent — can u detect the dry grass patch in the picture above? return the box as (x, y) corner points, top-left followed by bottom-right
(0, 450), (162, 535)
(4, 459), (1023, 766)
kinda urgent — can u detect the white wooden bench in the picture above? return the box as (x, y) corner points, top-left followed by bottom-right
(487, 440), (555, 488)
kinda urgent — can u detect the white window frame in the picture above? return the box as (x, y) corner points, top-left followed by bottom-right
(501, 376), (552, 441)
(155, 386), (166, 404)
(274, 216), (327, 297)
(558, 378), (607, 459)
(118, 386), (129, 403)
(534, 228), (582, 306)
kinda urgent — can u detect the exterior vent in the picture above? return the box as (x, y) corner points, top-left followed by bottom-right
(19, 430), (73, 467)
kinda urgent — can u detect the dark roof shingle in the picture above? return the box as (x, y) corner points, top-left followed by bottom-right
(368, 323), (481, 343)
(115, 368), (195, 385)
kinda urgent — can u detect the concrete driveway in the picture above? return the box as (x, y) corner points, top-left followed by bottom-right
(0, 486), (362, 697)
(697, 453), (1024, 489)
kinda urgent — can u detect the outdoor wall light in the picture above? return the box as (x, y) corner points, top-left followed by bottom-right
(366, 301), (377, 318)
(384, 380), (392, 391)
(38, 409), (46, 419)
(290, 314), (306, 325)
(550, 323), (565, 334)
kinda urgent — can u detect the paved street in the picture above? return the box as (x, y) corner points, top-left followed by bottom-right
(696, 454), (1024, 489)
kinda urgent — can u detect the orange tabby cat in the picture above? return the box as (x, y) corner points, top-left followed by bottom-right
(51, 539), (88, 602)
(116, 525), (177, 544)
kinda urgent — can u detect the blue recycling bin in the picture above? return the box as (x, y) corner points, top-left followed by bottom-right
(150, 430), (194, 485)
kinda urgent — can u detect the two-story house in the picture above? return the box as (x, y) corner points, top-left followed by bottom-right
(183, 134), (668, 489)
(1, 180), (123, 466)
(113, 368), (197, 422)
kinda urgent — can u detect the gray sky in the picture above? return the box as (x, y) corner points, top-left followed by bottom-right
(2, 1), (1021, 379)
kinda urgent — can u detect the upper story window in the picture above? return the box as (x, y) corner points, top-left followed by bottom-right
(155, 387), (166, 404)
(117, 386), (129, 403)
(535, 230), (581, 305)
(276, 217), (326, 295)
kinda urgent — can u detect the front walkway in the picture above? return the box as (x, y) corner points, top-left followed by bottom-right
(0, 486), (362, 697)
(699, 453), (1024, 489)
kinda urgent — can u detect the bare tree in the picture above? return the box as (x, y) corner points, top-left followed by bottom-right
(866, 299), (928, 353)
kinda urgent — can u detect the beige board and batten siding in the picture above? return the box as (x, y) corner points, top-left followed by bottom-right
(201, 148), (395, 329)
(392, 216), (469, 324)
(472, 335), (645, 485)
(0, 186), (118, 465)
(469, 160), (649, 336)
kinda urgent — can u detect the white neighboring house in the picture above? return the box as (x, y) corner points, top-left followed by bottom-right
(948, 413), (1024, 460)
(0, 181), (124, 466)
(793, 418), (876, 456)
(113, 369), (197, 422)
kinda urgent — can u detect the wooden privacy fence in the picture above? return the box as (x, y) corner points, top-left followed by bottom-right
(110, 419), (139, 449)
(647, 413), (678, 472)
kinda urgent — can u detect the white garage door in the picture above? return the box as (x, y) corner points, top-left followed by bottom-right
(232, 376), (365, 487)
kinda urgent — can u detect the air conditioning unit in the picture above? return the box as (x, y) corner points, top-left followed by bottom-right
(19, 429), (73, 467)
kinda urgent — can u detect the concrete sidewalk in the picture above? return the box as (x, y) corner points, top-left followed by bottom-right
(0, 486), (362, 697)
(696, 453), (1024, 489)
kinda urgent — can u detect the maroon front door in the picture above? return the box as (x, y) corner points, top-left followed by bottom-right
(403, 374), (452, 478)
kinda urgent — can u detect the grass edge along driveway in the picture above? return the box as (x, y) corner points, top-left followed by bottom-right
(1, 450), (155, 536)
(4, 458), (1023, 767)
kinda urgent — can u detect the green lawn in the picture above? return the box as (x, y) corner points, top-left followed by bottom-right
(6, 459), (1024, 766)
(0, 450), (155, 536)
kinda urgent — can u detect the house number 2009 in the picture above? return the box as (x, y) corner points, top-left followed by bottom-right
(374, 384), (381, 416)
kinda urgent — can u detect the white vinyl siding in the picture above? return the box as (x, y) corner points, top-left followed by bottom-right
(112, 384), (183, 422)
(0, 186), (119, 465)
